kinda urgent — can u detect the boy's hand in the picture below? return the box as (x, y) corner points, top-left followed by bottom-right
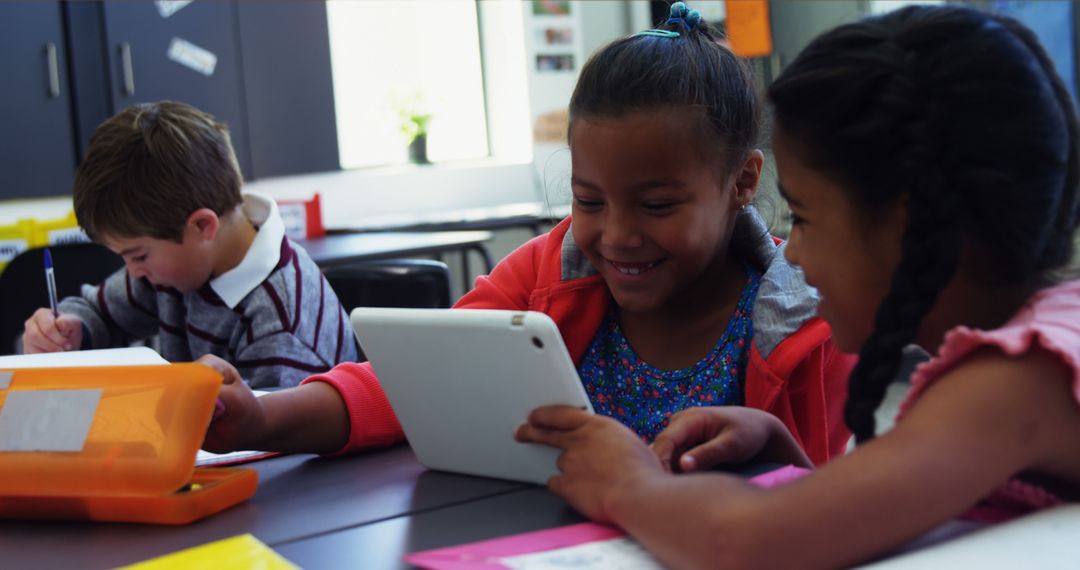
(651, 407), (813, 472)
(197, 354), (266, 453)
(22, 308), (83, 353)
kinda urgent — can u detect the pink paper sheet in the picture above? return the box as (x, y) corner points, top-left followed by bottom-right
(404, 464), (811, 569)
(747, 464), (811, 487)
(404, 522), (624, 569)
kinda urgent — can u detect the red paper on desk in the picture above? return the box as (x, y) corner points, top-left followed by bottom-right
(404, 465), (811, 569)
(277, 193), (325, 240)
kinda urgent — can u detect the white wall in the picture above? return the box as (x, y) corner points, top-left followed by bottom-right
(0, 197), (72, 226)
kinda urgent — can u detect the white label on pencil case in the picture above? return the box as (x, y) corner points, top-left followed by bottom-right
(0, 371), (11, 390)
(155, 0), (192, 19)
(0, 239), (28, 263)
(0, 389), (102, 452)
(167, 37), (217, 77)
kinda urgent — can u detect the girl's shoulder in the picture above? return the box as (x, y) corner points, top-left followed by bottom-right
(900, 279), (1080, 418)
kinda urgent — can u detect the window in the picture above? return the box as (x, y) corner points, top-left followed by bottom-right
(866, 0), (944, 16)
(327, 1), (490, 169)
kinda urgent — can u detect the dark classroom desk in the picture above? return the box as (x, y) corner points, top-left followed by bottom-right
(0, 446), (541, 569)
(330, 201), (570, 236)
(0, 444), (1023, 569)
(294, 230), (495, 292)
(0, 445), (791, 569)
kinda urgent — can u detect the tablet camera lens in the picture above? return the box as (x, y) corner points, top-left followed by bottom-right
(531, 337), (544, 349)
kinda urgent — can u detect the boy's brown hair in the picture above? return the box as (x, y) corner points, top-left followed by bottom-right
(73, 101), (243, 243)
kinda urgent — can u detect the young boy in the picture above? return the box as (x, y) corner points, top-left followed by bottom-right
(20, 101), (357, 388)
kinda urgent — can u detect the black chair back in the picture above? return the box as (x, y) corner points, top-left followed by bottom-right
(0, 243), (124, 355)
(322, 258), (452, 313)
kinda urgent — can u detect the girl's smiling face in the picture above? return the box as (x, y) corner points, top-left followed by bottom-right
(568, 110), (758, 317)
(773, 125), (907, 353)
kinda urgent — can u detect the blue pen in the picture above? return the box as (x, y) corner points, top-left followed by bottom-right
(44, 248), (59, 317)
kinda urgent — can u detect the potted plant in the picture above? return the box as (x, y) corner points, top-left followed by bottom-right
(403, 113), (431, 165)
(396, 91), (432, 165)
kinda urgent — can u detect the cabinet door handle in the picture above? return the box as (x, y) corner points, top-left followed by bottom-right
(120, 42), (135, 96)
(45, 42), (60, 98)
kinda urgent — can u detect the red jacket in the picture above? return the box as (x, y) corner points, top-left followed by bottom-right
(306, 212), (854, 464)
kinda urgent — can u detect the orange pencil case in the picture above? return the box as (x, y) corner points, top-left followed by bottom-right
(0, 364), (257, 524)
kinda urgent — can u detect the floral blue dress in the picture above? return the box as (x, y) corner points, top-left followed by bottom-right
(578, 268), (762, 441)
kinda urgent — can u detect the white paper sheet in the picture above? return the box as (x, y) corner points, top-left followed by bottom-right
(0, 347), (168, 369)
(196, 448), (277, 466)
(500, 537), (666, 570)
(858, 505), (1080, 569)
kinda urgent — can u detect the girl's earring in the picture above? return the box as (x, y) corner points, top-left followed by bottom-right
(739, 203), (747, 211)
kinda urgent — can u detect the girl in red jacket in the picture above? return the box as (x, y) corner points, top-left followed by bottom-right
(201, 2), (854, 465)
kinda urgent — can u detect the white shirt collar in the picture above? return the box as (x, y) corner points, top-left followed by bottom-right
(209, 192), (285, 308)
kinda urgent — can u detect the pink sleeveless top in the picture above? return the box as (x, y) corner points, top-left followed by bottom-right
(896, 279), (1080, 521)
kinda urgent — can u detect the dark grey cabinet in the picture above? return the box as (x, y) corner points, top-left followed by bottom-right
(237, 1), (339, 178)
(0, 1), (78, 199)
(0, 0), (339, 202)
(101, 1), (253, 176)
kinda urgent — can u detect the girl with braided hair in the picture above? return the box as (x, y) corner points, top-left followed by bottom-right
(517, 5), (1080, 568)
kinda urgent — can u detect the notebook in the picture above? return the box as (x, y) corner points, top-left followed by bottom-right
(350, 308), (594, 484)
(0, 346), (168, 368)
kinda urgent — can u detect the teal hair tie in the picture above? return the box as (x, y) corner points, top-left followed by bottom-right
(686, 9), (702, 27)
(635, 29), (681, 38)
(664, 2), (700, 32)
(635, 1), (698, 38)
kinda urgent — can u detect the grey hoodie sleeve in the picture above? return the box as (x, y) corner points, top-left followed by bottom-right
(57, 267), (160, 349)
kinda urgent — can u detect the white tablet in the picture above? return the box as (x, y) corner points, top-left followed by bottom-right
(350, 307), (593, 484)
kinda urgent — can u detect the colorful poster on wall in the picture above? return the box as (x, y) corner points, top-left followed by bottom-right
(538, 27), (574, 46)
(536, 54), (574, 72)
(533, 1), (571, 16)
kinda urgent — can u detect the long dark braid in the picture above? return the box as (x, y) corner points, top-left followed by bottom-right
(844, 188), (964, 442)
(768, 6), (1080, 443)
(841, 50), (965, 443)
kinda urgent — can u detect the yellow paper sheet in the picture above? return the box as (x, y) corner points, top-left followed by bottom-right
(118, 534), (298, 570)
